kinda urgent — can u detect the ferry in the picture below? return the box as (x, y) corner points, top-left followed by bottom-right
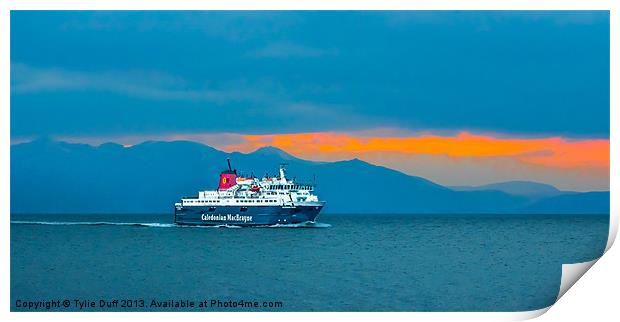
(173, 159), (325, 226)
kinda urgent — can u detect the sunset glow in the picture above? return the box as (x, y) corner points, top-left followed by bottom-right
(222, 132), (609, 170)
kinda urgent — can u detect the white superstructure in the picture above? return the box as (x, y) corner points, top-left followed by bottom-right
(175, 164), (321, 209)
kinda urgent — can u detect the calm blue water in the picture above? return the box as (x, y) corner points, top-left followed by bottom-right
(11, 213), (608, 312)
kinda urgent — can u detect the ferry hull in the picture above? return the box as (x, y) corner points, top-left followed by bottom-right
(174, 204), (324, 226)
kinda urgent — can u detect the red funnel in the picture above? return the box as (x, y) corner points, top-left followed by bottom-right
(218, 171), (237, 190)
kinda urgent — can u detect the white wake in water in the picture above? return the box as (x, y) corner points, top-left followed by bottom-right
(10, 221), (176, 228)
(264, 221), (332, 228)
(11, 221), (330, 228)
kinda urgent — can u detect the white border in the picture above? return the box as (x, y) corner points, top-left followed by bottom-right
(1, 1), (617, 321)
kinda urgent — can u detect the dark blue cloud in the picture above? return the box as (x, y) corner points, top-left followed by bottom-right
(11, 11), (610, 138)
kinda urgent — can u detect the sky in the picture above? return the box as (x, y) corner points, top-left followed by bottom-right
(10, 11), (610, 191)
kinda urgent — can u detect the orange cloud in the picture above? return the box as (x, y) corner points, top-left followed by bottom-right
(223, 131), (609, 170)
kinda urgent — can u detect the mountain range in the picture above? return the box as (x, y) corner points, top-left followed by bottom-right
(10, 138), (610, 215)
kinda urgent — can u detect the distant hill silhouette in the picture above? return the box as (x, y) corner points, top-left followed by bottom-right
(10, 139), (609, 214)
(520, 192), (610, 214)
(450, 181), (572, 198)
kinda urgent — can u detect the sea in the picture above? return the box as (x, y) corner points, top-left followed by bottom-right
(10, 213), (609, 312)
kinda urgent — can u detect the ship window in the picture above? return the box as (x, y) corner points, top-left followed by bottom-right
(240, 207), (248, 212)
(208, 207), (216, 212)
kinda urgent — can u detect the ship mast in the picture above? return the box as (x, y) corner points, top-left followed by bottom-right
(279, 163), (287, 181)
